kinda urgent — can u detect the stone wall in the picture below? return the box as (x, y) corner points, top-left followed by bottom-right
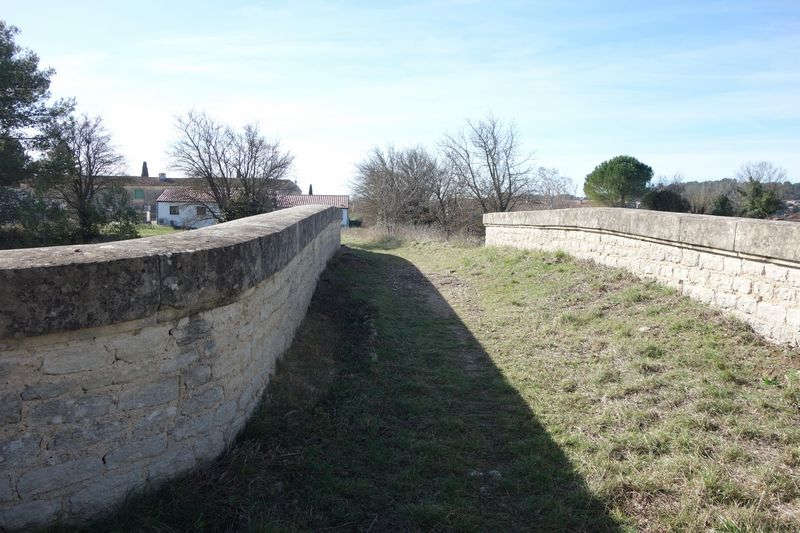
(0, 205), (341, 529)
(484, 208), (800, 346)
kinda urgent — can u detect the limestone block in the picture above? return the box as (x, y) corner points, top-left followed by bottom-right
(0, 393), (21, 424)
(776, 287), (797, 302)
(68, 468), (145, 517)
(764, 263), (788, 282)
(18, 457), (102, 497)
(28, 395), (113, 425)
(0, 475), (15, 502)
(715, 292), (737, 309)
(756, 302), (787, 324)
(700, 254), (725, 272)
(52, 418), (127, 450)
(42, 344), (112, 375)
(21, 381), (74, 401)
(118, 379), (177, 410)
(104, 434), (167, 468)
(681, 250), (700, 267)
(732, 277), (752, 295)
(723, 257), (742, 275)
(787, 308), (800, 328)
(741, 260), (765, 276)
(182, 386), (224, 413)
(752, 281), (775, 300)
(145, 445), (195, 484)
(736, 295), (758, 315)
(0, 433), (40, 466)
(0, 499), (61, 530)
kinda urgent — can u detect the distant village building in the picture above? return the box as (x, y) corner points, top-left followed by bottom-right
(154, 189), (350, 229)
(96, 171), (301, 222)
(155, 188), (218, 228)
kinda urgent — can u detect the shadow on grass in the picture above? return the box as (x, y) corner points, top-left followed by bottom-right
(86, 246), (618, 532)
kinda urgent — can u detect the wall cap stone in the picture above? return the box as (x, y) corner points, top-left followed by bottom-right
(0, 206), (340, 339)
(484, 208), (800, 264)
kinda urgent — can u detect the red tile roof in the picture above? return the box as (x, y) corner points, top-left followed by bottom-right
(277, 195), (349, 209)
(99, 176), (301, 194)
(155, 188), (216, 203)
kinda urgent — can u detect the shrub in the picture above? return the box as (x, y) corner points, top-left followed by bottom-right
(738, 179), (783, 218)
(641, 187), (690, 212)
(709, 194), (734, 216)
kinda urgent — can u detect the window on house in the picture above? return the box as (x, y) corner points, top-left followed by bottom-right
(196, 206), (207, 216)
(169, 205), (180, 215)
(133, 189), (144, 199)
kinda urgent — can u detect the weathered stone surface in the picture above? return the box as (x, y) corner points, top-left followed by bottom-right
(52, 419), (127, 450)
(0, 475), (16, 502)
(104, 434), (167, 468)
(42, 345), (113, 375)
(118, 379), (178, 410)
(0, 207), (341, 529)
(183, 386), (224, 413)
(0, 498), (60, 530)
(485, 208), (800, 346)
(0, 393), (21, 424)
(68, 468), (145, 517)
(28, 395), (113, 425)
(145, 445), (195, 484)
(0, 434), (40, 466)
(18, 457), (102, 497)
(21, 381), (74, 400)
(0, 206), (339, 339)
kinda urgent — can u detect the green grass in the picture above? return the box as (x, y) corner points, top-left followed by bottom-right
(134, 223), (181, 237)
(78, 231), (800, 532)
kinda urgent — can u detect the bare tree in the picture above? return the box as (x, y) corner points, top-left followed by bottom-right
(352, 146), (439, 232)
(441, 116), (533, 213)
(38, 114), (126, 240)
(430, 158), (461, 233)
(735, 161), (787, 184)
(533, 167), (573, 209)
(169, 111), (293, 221)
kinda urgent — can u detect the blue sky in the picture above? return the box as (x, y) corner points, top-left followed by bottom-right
(5, 0), (799, 193)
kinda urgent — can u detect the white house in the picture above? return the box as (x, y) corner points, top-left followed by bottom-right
(155, 188), (218, 228)
(155, 189), (350, 229)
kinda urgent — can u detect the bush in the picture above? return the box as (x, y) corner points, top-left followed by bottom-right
(0, 193), (76, 249)
(738, 179), (783, 219)
(709, 194), (734, 216)
(641, 188), (690, 212)
(96, 185), (139, 240)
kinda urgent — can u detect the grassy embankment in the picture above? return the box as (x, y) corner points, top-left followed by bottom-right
(132, 224), (181, 238)
(81, 228), (800, 532)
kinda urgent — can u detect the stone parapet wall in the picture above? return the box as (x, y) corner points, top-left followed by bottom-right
(484, 208), (800, 346)
(0, 206), (341, 529)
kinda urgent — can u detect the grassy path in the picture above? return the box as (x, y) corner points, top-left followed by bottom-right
(89, 235), (800, 532)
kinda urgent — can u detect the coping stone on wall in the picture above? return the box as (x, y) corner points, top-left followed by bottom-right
(0, 205), (340, 340)
(484, 208), (800, 263)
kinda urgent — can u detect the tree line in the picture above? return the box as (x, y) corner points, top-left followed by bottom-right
(0, 20), (294, 249)
(352, 116), (573, 235)
(583, 155), (792, 219)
